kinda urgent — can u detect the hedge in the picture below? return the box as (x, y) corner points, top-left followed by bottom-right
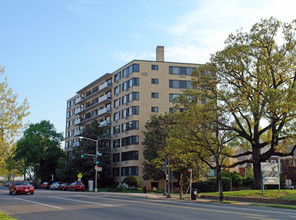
(192, 177), (232, 193)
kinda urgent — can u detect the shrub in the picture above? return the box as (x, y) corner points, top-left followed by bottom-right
(122, 176), (140, 188)
(242, 176), (254, 188)
(192, 177), (232, 193)
(221, 171), (243, 187)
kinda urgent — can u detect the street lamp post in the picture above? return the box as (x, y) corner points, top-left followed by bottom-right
(79, 136), (99, 192)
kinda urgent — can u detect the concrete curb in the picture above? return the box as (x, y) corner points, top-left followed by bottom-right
(199, 195), (296, 206)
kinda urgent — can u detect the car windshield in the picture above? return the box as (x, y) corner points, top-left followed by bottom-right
(15, 181), (30, 186)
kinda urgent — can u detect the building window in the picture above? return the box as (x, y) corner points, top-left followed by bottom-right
(169, 66), (195, 75)
(113, 153), (120, 162)
(122, 106), (139, 118)
(169, 94), (180, 102)
(121, 151), (139, 161)
(114, 85), (121, 95)
(122, 78), (139, 91)
(169, 107), (187, 113)
(114, 72), (121, 82)
(151, 107), (159, 112)
(122, 135), (139, 146)
(113, 139), (120, 148)
(113, 168), (119, 176)
(122, 120), (139, 132)
(151, 92), (159, 98)
(151, 78), (159, 84)
(151, 65), (158, 70)
(122, 92), (139, 104)
(121, 166), (138, 176)
(113, 125), (120, 135)
(169, 80), (192, 89)
(114, 98), (121, 108)
(114, 112), (120, 121)
(123, 64), (140, 77)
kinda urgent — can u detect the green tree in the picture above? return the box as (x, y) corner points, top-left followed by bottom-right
(169, 95), (233, 201)
(192, 17), (296, 189)
(142, 114), (174, 181)
(142, 114), (207, 199)
(61, 120), (111, 186)
(14, 120), (65, 182)
(0, 66), (30, 167)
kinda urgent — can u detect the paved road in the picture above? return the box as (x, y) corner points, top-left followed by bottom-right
(1, 187), (296, 220)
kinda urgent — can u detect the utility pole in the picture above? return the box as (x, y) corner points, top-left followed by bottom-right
(79, 136), (99, 192)
(167, 158), (171, 198)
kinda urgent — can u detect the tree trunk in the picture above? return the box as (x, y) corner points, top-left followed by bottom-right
(179, 174), (183, 199)
(252, 147), (262, 190)
(216, 162), (224, 201)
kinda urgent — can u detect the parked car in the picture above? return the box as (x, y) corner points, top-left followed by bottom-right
(67, 181), (85, 191)
(58, 183), (70, 191)
(5, 181), (12, 187)
(285, 185), (294, 189)
(9, 181), (34, 195)
(39, 182), (52, 189)
(49, 182), (61, 190)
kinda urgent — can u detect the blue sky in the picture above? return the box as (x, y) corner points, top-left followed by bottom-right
(1, 0), (296, 144)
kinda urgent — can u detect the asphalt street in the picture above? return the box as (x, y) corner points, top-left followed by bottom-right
(1, 187), (296, 220)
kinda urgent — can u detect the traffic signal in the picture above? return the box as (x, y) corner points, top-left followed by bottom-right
(94, 156), (99, 164)
(81, 150), (84, 158)
(162, 162), (167, 172)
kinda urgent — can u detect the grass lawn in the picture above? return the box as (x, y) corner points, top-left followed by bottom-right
(199, 189), (296, 200)
(0, 211), (16, 220)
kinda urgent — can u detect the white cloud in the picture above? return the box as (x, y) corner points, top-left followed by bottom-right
(164, 0), (296, 63)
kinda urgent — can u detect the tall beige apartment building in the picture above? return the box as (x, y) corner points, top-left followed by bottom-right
(65, 46), (199, 187)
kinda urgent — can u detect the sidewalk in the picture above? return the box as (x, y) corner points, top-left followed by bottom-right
(121, 192), (296, 207)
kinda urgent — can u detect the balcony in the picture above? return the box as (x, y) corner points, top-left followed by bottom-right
(74, 130), (83, 136)
(75, 95), (85, 104)
(98, 106), (111, 117)
(73, 141), (80, 147)
(74, 118), (81, 125)
(99, 120), (111, 127)
(99, 94), (112, 104)
(78, 94), (111, 115)
(99, 81), (112, 92)
(75, 106), (84, 115)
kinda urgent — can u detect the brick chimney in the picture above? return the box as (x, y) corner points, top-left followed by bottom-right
(156, 46), (164, 62)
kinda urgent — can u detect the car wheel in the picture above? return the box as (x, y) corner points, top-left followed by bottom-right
(9, 190), (12, 195)
(73, 188), (75, 191)
(30, 192), (34, 195)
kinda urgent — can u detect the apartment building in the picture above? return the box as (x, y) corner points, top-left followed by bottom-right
(65, 46), (199, 187)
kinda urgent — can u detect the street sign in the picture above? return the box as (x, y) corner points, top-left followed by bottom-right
(95, 166), (102, 171)
(77, 173), (83, 178)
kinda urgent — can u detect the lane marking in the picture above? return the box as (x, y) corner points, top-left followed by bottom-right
(82, 196), (267, 218)
(98, 195), (296, 217)
(14, 198), (63, 209)
(49, 196), (113, 207)
(245, 217), (274, 220)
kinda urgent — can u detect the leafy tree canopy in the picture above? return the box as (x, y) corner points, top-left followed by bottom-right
(191, 17), (296, 189)
(0, 66), (30, 167)
(14, 120), (64, 182)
